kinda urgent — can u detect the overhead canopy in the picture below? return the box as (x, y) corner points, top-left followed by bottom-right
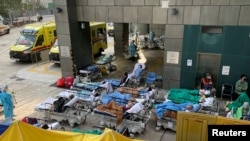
(0, 121), (143, 141)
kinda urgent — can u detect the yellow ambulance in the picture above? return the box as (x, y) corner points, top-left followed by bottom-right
(9, 21), (56, 62)
(0, 23), (10, 35)
(49, 22), (107, 64)
(0, 16), (10, 35)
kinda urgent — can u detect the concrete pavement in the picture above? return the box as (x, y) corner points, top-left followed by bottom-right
(0, 19), (177, 140)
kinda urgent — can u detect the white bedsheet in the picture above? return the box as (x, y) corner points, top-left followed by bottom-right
(35, 97), (57, 110)
(35, 96), (80, 111)
(200, 97), (214, 107)
(126, 102), (143, 114)
(57, 90), (78, 98)
(64, 97), (80, 107)
(57, 90), (94, 102)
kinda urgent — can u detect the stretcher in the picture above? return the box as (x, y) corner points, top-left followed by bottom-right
(153, 88), (219, 131)
(34, 94), (89, 127)
(95, 54), (117, 75)
(78, 65), (102, 82)
(92, 89), (154, 137)
(57, 89), (101, 109)
(116, 86), (158, 100)
(22, 117), (65, 131)
(92, 99), (151, 138)
(71, 81), (102, 91)
(103, 79), (121, 88)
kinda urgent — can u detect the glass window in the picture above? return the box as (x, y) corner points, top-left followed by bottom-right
(54, 30), (57, 37)
(92, 30), (96, 38)
(35, 35), (44, 46)
(16, 35), (36, 45)
(202, 26), (223, 34)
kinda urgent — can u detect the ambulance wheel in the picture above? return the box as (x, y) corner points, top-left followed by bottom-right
(6, 29), (10, 34)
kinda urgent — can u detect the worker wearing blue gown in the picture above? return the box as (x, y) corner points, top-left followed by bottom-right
(149, 31), (155, 43)
(128, 40), (136, 58)
(0, 86), (14, 120)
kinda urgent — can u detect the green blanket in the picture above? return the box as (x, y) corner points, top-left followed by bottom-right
(226, 92), (250, 115)
(167, 88), (201, 104)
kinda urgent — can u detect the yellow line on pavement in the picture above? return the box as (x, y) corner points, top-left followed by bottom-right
(27, 63), (61, 76)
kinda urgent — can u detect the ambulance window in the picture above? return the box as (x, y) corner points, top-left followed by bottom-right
(36, 35), (44, 46)
(54, 30), (57, 37)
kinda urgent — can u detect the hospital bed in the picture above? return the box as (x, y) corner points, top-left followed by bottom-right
(95, 53), (117, 74)
(78, 65), (102, 82)
(116, 86), (158, 100)
(153, 88), (219, 131)
(92, 90), (153, 137)
(22, 117), (65, 131)
(126, 63), (146, 88)
(34, 91), (90, 127)
(70, 81), (102, 91)
(57, 89), (101, 109)
(103, 79), (121, 88)
(93, 100), (151, 137)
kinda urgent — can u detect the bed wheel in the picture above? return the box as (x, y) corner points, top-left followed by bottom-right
(61, 127), (65, 131)
(156, 120), (162, 127)
(155, 126), (161, 131)
(129, 133), (135, 138)
(69, 123), (75, 127)
(141, 127), (146, 134)
(81, 117), (87, 125)
(100, 121), (105, 126)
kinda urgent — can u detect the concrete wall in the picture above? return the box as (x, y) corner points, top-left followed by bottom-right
(54, 0), (250, 89)
(54, 0), (93, 77)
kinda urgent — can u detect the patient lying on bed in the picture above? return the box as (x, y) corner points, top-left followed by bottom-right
(35, 95), (79, 113)
(151, 101), (201, 120)
(52, 95), (75, 112)
(95, 99), (145, 126)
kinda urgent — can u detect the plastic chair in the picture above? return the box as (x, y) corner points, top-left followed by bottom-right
(220, 83), (234, 101)
(145, 72), (156, 86)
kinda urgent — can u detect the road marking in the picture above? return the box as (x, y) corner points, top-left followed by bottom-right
(27, 63), (61, 76)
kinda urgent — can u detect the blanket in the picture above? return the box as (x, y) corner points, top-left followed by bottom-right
(74, 82), (101, 91)
(167, 88), (200, 104)
(57, 89), (99, 103)
(35, 97), (57, 110)
(226, 92), (250, 115)
(101, 91), (132, 106)
(116, 87), (144, 98)
(154, 101), (200, 119)
(104, 79), (121, 87)
(96, 101), (123, 126)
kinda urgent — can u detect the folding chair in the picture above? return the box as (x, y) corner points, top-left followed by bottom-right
(220, 83), (234, 101)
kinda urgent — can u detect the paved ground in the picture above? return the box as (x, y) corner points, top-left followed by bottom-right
(0, 41), (230, 141)
(0, 44), (179, 141)
(0, 17), (230, 140)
